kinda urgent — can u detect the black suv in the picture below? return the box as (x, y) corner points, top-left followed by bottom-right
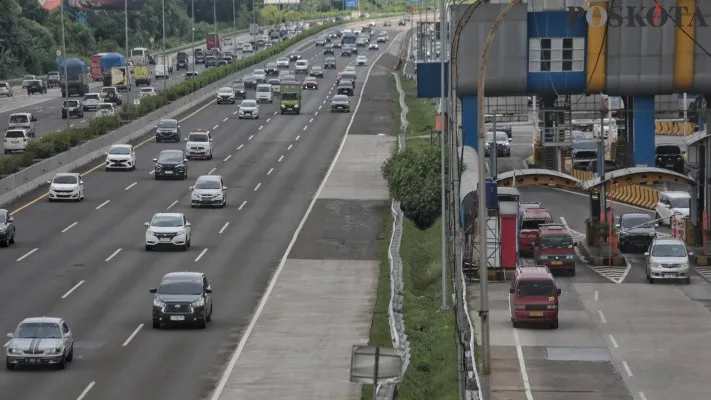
(289, 53), (303, 62)
(324, 58), (337, 69)
(26, 80), (47, 95)
(176, 54), (189, 71)
(194, 49), (205, 64)
(323, 44), (335, 55)
(337, 80), (354, 96)
(153, 150), (188, 179)
(46, 72), (61, 88)
(243, 75), (257, 90)
(155, 118), (181, 142)
(265, 63), (279, 76)
(150, 272), (213, 329)
(231, 81), (247, 98)
(0, 209), (16, 247)
(617, 212), (657, 253)
(62, 100), (84, 119)
(655, 144), (685, 173)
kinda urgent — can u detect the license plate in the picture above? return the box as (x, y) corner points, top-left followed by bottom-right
(551, 261), (563, 265)
(666, 164), (673, 167)
(164, 171), (173, 174)
(170, 315), (185, 321)
(663, 274), (675, 278)
(528, 312), (544, 317)
(160, 238), (171, 242)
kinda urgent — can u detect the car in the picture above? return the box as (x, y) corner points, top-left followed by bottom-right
(645, 238), (692, 284)
(105, 144), (136, 171)
(138, 87), (157, 98)
(276, 58), (290, 68)
(153, 149), (188, 180)
(0, 81), (13, 97)
(315, 38), (326, 46)
(190, 175), (227, 208)
(95, 103), (116, 117)
(238, 99), (260, 119)
(230, 81), (247, 99)
(337, 80), (354, 96)
(265, 62), (279, 75)
(255, 83), (273, 103)
(252, 69), (267, 83)
(155, 118), (181, 142)
(356, 55), (367, 66)
(281, 74), (296, 82)
(216, 86), (236, 104)
(0, 209), (15, 247)
(150, 272), (212, 328)
(81, 93), (101, 111)
(383, 21), (391, 27)
(47, 173), (84, 202)
(346, 44), (359, 54)
(302, 77), (319, 90)
(324, 57), (337, 69)
(185, 130), (213, 160)
(617, 212), (656, 253)
(309, 65), (324, 78)
(377, 36), (386, 43)
(21, 75), (36, 89)
(25, 79), (47, 95)
(100, 86), (122, 105)
(399, 19), (406, 26)
(655, 144), (685, 173)
(323, 44), (335, 55)
(5, 317), (74, 370)
(61, 100), (84, 119)
(655, 191), (690, 225)
(509, 266), (561, 329)
(205, 56), (217, 67)
(333, 41), (342, 49)
(484, 131), (511, 157)
(9, 112), (36, 137)
(144, 213), (192, 251)
(3, 129), (30, 154)
(268, 78), (281, 95)
(341, 49), (352, 57)
(243, 74), (257, 89)
(330, 94), (351, 112)
(295, 60), (309, 74)
(289, 53), (303, 61)
(356, 38), (368, 48)
(185, 71), (199, 80)
(369, 43), (379, 50)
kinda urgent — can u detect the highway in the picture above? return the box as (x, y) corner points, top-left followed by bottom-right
(0, 22), (398, 399)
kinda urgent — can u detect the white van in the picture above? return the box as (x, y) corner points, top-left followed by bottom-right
(155, 65), (170, 79)
(8, 113), (36, 137)
(295, 60), (309, 74)
(4, 129), (30, 154)
(255, 84), (273, 103)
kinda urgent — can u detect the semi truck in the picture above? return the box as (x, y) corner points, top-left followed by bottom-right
(279, 81), (301, 114)
(59, 58), (90, 97)
(100, 53), (126, 86)
(90, 52), (107, 81)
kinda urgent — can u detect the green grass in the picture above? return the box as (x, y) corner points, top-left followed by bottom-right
(398, 72), (439, 153)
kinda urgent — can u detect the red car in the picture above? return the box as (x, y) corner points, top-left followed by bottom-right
(302, 77), (318, 90)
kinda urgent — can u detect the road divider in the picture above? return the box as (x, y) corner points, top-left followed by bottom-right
(571, 169), (660, 210)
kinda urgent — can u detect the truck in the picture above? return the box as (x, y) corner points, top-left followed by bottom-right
(134, 64), (151, 86)
(59, 58), (90, 97)
(100, 53), (126, 86)
(130, 47), (150, 66)
(176, 52), (189, 71)
(206, 32), (221, 51)
(90, 53), (107, 81)
(110, 67), (131, 92)
(279, 81), (301, 114)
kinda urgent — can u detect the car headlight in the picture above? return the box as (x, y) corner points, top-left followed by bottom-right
(7, 347), (21, 354)
(176, 164), (185, 169)
(146, 230), (155, 236)
(513, 304), (525, 310)
(650, 262), (661, 268)
(547, 304), (557, 310)
(153, 298), (165, 308)
(621, 232), (628, 237)
(176, 229), (186, 236)
(191, 297), (205, 307)
(649, 232), (656, 236)
(680, 261), (689, 268)
(52, 347), (63, 354)
(155, 164), (162, 170)
(0, 226), (6, 232)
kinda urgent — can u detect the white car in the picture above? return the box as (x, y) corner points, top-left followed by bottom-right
(645, 237), (691, 284)
(144, 212), (192, 251)
(655, 191), (690, 225)
(105, 143), (136, 171)
(190, 175), (227, 208)
(8, 113), (36, 137)
(5, 317), (75, 370)
(255, 83), (273, 103)
(369, 43), (379, 50)
(184, 129), (213, 160)
(21, 75), (36, 89)
(0, 81), (13, 97)
(3, 129), (30, 154)
(276, 58), (290, 68)
(47, 173), (84, 202)
(252, 69), (266, 83)
(139, 87), (157, 98)
(216, 87), (236, 104)
(81, 93), (101, 111)
(356, 56), (367, 66)
(95, 103), (116, 117)
(294, 60), (309, 74)
(238, 99), (259, 119)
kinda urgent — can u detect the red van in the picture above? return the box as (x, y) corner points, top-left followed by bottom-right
(519, 208), (552, 256)
(509, 266), (561, 329)
(534, 224), (577, 276)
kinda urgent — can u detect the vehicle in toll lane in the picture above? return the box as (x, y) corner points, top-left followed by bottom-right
(324, 57), (337, 69)
(252, 68), (267, 83)
(185, 130), (214, 160)
(144, 213), (192, 251)
(330, 95), (351, 113)
(216, 86), (236, 104)
(645, 238), (692, 284)
(346, 44), (359, 55)
(533, 224), (577, 276)
(617, 212), (657, 253)
(155, 118), (181, 142)
(153, 150), (189, 180)
(519, 208), (552, 256)
(356, 55), (367, 66)
(369, 43), (379, 51)
(302, 77), (319, 90)
(61, 100), (84, 119)
(95, 103), (116, 118)
(0, 209), (15, 247)
(105, 144), (136, 171)
(333, 40), (342, 49)
(47, 173), (84, 202)
(276, 58), (290, 68)
(8, 113), (36, 137)
(0, 81), (13, 97)
(265, 62), (279, 76)
(190, 175), (227, 208)
(399, 19), (406, 26)
(26, 79), (47, 95)
(655, 191), (690, 225)
(289, 53), (303, 62)
(509, 266), (560, 329)
(377, 35), (387, 43)
(138, 87), (157, 99)
(519, 202), (543, 216)
(269, 78), (281, 95)
(46, 71), (61, 88)
(238, 99), (260, 119)
(150, 272), (212, 328)
(484, 131), (511, 157)
(571, 139), (598, 169)
(100, 86), (122, 106)
(337, 80), (354, 96)
(3, 129), (30, 154)
(655, 144), (685, 173)
(5, 317), (74, 370)
(243, 74), (257, 90)
(81, 92), (101, 111)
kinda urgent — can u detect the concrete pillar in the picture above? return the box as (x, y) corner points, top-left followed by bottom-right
(624, 95), (634, 167)
(461, 95), (478, 150)
(631, 96), (655, 167)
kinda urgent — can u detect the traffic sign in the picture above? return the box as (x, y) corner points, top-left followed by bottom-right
(149, 37), (155, 44)
(56, 49), (62, 57)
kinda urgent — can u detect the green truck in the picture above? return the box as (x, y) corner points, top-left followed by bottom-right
(280, 81), (302, 114)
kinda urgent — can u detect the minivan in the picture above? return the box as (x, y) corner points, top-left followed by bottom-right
(255, 84), (273, 103)
(4, 129), (30, 154)
(509, 266), (561, 329)
(8, 113), (36, 137)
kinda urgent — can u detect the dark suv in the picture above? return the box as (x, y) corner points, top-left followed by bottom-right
(153, 149), (188, 180)
(0, 209), (16, 247)
(617, 212), (657, 253)
(62, 100), (84, 119)
(150, 272), (213, 329)
(337, 80), (354, 96)
(155, 118), (181, 142)
(655, 144), (685, 173)
(26, 80), (47, 95)
(231, 81), (247, 99)
(265, 63), (279, 76)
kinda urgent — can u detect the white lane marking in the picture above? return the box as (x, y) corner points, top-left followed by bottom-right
(218, 222), (230, 234)
(149, 170), (155, 175)
(80, 119), (86, 123)
(315, 111), (319, 115)
(223, 155), (232, 162)
(594, 290), (599, 301)
(598, 310), (607, 323)
(287, 144), (293, 150)
(16, 248), (38, 261)
(303, 125), (308, 131)
(513, 328), (534, 400)
(61, 280), (85, 299)
(249, 134), (254, 140)
(309, 118), (314, 123)
(125, 182), (137, 190)
(212, 124), (219, 129)
(273, 111), (277, 115)
(237, 144), (244, 150)
(278, 155), (284, 162)
(238, 200), (247, 210)
(639, 392), (648, 400)
(295, 135), (300, 141)
(622, 361), (633, 377)
(233, 110), (238, 115)
(322, 99), (326, 104)
(208, 167), (216, 174)
(267, 168), (274, 175)
(122, 324), (144, 347)
(562, 216), (631, 283)
(70, 124), (75, 128)
(254, 182), (261, 191)
(258, 125), (263, 131)
(194, 248), (208, 262)
(167, 200), (178, 209)
(318, 105), (322, 110)
(208, 33), (404, 400)
(266, 117), (271, 123)
(105, 248), (122, 262)
(76, 381), (96, 400)
(609, 334), (619, 348)
(223, 117), (228, 122)
(96, 200), (110, 210)
(61, 222), (78, 233)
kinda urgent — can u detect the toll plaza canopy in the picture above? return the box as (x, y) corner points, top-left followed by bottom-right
(580, 167), (695, 192)
(495, 169), (583, 189)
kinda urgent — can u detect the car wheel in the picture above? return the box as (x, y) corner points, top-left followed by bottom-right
(57, 356), (66, 370)
(0, 236), (8, 247)
(550, 320), (559, 329)
(66, 346), (74, 362)
(197, 315), (207, 329)
(685, 277), (691, 284)
(145, 245), (152, 251)
(655, 213), (662, 225)
(648, 276), (654, 284)
(152, 320), (160, 329)
(182, 243), (188, 251)
(9, 233), (14, 244)
(6, 360), (13, 370)
(207, 304), (213, 322)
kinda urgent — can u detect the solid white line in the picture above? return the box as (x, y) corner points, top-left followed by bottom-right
(258, 125), (264, 130)
(309, 118), (314, 123)
(223, 117), (228, 122)
(61, 222), (78, 233)
(212, 124), (219, 129)
(194, 248), (208, 262)
(16, 248), (38, 261)
(96, 200), (110, 210)
(594, 290), (599, 301)
(69, 124), (75, 128)
(639, 392), (648, 400)
(122, 324), (144, 347)
(303, 125), (308, 131)
(208, 167), (216, 174)
(609, 334), (619, 348)
(287, 144), (293, 150)
(218, 222), (230, 234)
(167, 200), (178, 209)
(273, 111), (277, 115)
(233, 110), (238, 115)
(249, 134), (254, 140)
(209, 32), (404, 400)
(238, 200), (247, 210)
(295, 135), (300, 141)
(254, 182), (261, 191)
(148, 170), (155, 174)
(622, 361), (634, 377)
(105, 248), (122, 262)
(237, 144), (244, 150)
(266, 117), (271, 123)
(598, 310), (607, 323)
(61, 280), (85, 299)
(318, 105), (322, 110)
(80, 119), (86, 123)
(267, 168), (274, 175)
(315, 111), (319, 115)
(618, 256), (633, 284)
(125, 182), (137, 190)
(223, 155), (232, 162)
(278, 155), (284, 162)
(76, 381), (95, 400)
(322, 99), (326, 104)
(513, 329), (535, 400)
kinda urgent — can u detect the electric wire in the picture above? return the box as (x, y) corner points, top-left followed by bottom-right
(651, 0), (711, 58)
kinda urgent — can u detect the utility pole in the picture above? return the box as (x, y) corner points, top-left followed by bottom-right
(252, 0), (257, 43)
(439, 0), (447, 313)
(489, 112), (497, 176)
(475, 2), (519, 400)
(232, 0), (236, 32)
(213, 0), (218, 37)
(162, 0), (167, 97)
(192, 0), (196, 75)
(59, 1), (70, 130)
(125, 0), (131, 107)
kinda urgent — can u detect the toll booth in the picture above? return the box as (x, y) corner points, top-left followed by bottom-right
(498, 187), (520, 269)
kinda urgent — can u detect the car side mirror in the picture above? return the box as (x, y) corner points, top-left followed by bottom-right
(7, 217), (13, 223)
(184, 158), (189, 163)
(206, 288), (213, 294)
(149, 288), (157, 294)
(557, 288), (562, 295)
(144, 222), (150, 227)
(509, 288), (514, 294)
(47, 180), (52, 184)
(209, 138), (213, 142)
(644, 252), (650, 256)
(222, 186), (227, 190)
(188, 186), (194, 190)
(154, 125), (157, 128)
(6, 333), (13, 338)
(185, 222), (191, 227)
(615, 223), (620, 228)
(79, 180), (83, 184)
(152, 158), (158, 163)
(654, 223), (659, 227)
(689, 252), (694, 256)
(31, 117), (37, 122)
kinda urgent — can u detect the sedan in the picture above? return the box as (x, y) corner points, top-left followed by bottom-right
(289, 53), (303, 61)
(302, 77), (319, 90)
(309, 66), (324, 78)
(324, 58), (337, 69)
(330, 94), (351, 112)
(243, 75), (257, 89)
(216, 87), (236, 104)
(356, 56), (367, 66)
(337, 80), (354, 96)
(369, 43), (379, 50)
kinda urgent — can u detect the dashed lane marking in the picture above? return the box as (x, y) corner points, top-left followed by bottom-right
(212, 124), (219, 129)
(695, 266), (711, 282)
(237, 144), (244, 150)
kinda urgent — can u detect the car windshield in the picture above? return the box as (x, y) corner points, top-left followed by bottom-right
(539, 235), (573, 248)
(521, 219), (548, 230)
(53, 175), (77, 184)
(305, 77), (316, 82)
(253, 69), (264, 75)
(189, 134), (209, 142)
(339, 80), (352, 87)
(64, 101), (79, 107)
(517, 280), (555, 296)
(140, 88), (153, 93)
(575, 141), (597, 150)
(657, 145), (681, 155)
(232, 82), (245, 88)
(159, 280), (202, 295)
(333, 95), (348, 102)
(269, 79), (280, 85)
(651, 244), (687, 257)
(621, 216), (652, 228)
(571, 131), (586, 141)
(0, 210), (6, 223)
(669, 197), (689, 208)
(151, 215), (183, 227)
(257, 86), (271, 92)
(158, 120), (177, 129)
(109, 146), (131, 155)
(312, 66), (322, 70)
(281, 92), (298, 100)
(195, 179), (221, 189)
(84, 94), (100, 100)
(9, 115), (28, 124)
(485, 132), (508, 142)
(5, 130), (24, 138)
(158, 153), (183, 163)
(241, 100), (257, 107)
(16, 322), (62, 339)
(219, 88), (232, 93)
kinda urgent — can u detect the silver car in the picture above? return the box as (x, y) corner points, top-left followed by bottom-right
(0, 81), (13, 97)
(81, 93), (101, 111)
(6, 317), (75, 370)
(645, 238), (692, 284)
(238, 99), (260, 119)
(190, 175), (227, 208)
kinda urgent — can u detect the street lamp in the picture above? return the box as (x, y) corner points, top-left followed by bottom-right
(125, 0), (131, 107)
(162, 0), (167, 97)
(191, 0), (196, 75)
(213, 0), (217, 37)
(59, 1), (69, 130)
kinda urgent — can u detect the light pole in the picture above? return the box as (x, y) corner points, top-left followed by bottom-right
(252, 0), (256, 43)
(59, 1), (70, 130)
(232, 0), (236, 33)
(162, 0), (167, 97)
(439, 0), (447, 313)
(192, 0), (196, 75)
(125, 0), (131, 107)
(213, 0), (217, 37)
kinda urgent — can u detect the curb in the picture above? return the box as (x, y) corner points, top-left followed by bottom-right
(576, 240), (626, 266)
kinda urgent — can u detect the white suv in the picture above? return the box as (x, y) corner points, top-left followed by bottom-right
(655, 191), (690, 225)
(190, 175), (227, 208)
(105, 144), (136, 170)
(295, 60), (309, 74)
(185, 129), (213, 160)
(4, 129), (30, 154)
(145, 213), (191, 251)
(255, 84), (273, 103)
(645, 238), (691, 284)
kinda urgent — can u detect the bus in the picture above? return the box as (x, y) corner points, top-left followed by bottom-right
(341, 31), (357, 46)
(130, 47), (150, 65)
(206, 32), (222, 51)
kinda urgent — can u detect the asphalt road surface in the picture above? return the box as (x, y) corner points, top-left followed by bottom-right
(0, 28), (396, 400)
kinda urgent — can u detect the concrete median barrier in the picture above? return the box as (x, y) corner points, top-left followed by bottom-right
(655, 119), (696, 136)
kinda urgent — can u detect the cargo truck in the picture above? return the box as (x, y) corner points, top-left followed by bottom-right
(59, 58), (90, 98)
(206, 32), (222, 51)
(134, 64), (151, 86)
(176, 52), (189, 71)
(100, 53), (126, 86)
(111, 67), (131, 92)
(90, 53), (107, 81)
(279, 81), (301, 114)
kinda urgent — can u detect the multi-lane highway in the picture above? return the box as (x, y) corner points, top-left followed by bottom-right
(0, 22), (399, 399)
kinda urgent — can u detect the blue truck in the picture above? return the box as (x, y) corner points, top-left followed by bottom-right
(100, 53), (126, 87)
(59, 58), (89, 97)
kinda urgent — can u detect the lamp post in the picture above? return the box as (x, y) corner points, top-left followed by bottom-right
(213, 0), (218, 38)
(439, 0), (447, 313)
(192, 0), (196, 75)
(252, 0), (257, 43)
(59, 1), (70, 130)
(233, 0), (236, 33)
(125, 0), (131, 107)
(162, 0), (167, 97)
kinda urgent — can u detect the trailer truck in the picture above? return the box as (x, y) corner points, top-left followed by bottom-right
(100, 53), (126, 86)
(59, 58), (90, 98)
(111, 67), (131, 92)
(90, 53), (107, 81)
(206, 32), (222, 51)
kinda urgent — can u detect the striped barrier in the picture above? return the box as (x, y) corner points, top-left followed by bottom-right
(655, 120), (697, 136)
(571, 169), (660, 210)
